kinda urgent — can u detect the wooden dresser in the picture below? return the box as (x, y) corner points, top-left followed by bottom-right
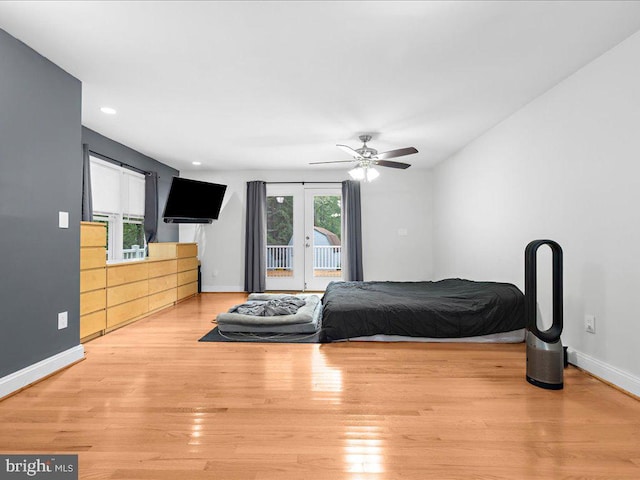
(79, 223), (199, 342)
(80, 222), (107, 339)
(148, 243), (199, 301)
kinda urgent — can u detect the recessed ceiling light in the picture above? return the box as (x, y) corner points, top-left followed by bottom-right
(100, 106), (117, 115)
(192, 161), (202, 166)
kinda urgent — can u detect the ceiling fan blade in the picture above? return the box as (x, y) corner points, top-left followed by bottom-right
(309, 160), (357, 165)
(375, 160), (411, 169)
(376, 146), (418, 160)
(337, 144), (362, 158)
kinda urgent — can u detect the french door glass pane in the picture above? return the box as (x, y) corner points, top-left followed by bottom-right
(312, 195), (342, 278)
(267, 195), (294, 278)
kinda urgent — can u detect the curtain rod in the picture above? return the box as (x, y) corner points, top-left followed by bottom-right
(266, 181), (342, 185)
(88, 149), (150, 176)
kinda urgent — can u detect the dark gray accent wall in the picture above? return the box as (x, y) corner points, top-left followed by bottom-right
(0, 29), (82, 377)
(81, 127), (179, 242)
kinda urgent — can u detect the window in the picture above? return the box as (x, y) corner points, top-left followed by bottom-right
(123, 216), (145, 260)
(90, 156), (146, 261)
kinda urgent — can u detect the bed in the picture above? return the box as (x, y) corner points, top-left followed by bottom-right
(217, 294), (322, 334)
(321, 279), (525, 342)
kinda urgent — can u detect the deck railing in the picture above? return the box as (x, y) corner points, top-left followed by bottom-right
(267, 245), (342, 270)
(313, 245), (342, 270)
(123, 245), (145, 260)
(267, 245), (293, 269)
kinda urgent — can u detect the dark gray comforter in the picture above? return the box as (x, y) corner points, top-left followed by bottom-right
(321, 279), (525, 341)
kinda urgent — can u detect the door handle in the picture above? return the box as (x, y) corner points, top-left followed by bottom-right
(305, 243), (310, 247)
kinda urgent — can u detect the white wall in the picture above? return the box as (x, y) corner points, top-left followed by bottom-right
(178, 168), (433, 291)
(432, 30), (640, 395)
(360, 169), (433, 281)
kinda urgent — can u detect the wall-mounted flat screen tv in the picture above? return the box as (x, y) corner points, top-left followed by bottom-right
(162, 177), (227, 224)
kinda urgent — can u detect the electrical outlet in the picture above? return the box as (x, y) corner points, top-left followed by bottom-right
(58, 311), (68, 330)
(585, 314), (596, 334)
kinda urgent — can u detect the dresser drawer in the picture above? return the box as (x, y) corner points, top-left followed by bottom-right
(81, 247), (106, 270)
(177, 269), (198, 286)
(107, 262), (148, 286)
(107, 297), (148, 328)
(149, 289), (177, 311)
(80, 222), (106, 247)
(80, 310), (106, 338)
(148, 259), (177, 279)
(177, 282), (198, 300)
(148, 274), (177, 295)
(107, 280), (148, 308)
(80, 268), (106, 293)
(177, 243), (197, 258)
(80, 289), (106, 316)
(177, 257), (198, 273)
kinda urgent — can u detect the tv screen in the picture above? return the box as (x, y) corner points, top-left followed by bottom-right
(162, 177), (227, 223)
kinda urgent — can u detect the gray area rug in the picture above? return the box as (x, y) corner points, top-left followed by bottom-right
(199, 326), (325, 344)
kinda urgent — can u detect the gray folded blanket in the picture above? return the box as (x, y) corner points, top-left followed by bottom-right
(229, 296), (306, 316)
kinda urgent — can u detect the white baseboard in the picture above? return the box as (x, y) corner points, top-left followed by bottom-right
(0, 345), (85, 400)
(568, 348), (640, 397)
(201, 285), (244, 292)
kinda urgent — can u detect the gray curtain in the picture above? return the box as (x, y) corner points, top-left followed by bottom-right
(342, 180), (364, 281)
(144, 171), (159, 244)
(244, 180), (267, 292)
(81, 144), (93, 221)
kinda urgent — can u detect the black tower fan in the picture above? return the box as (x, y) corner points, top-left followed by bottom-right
(525, 239), (564, 390)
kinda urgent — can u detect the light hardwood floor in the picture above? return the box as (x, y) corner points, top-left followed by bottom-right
(1, 293), (639, 479)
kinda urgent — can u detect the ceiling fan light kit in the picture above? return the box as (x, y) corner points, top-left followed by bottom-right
(311, 134), (418, 182)
(348, 163), (380, 182)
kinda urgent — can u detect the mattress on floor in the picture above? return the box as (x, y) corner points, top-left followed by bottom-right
(321, 279), (526, 342)
(217, 294), (322, 334)
(338, 328), (526, 343)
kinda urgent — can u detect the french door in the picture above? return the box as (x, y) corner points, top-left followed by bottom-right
(265, 185), (342, 291)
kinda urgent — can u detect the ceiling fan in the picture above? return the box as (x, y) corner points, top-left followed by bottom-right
(309, 135), (418, 181)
